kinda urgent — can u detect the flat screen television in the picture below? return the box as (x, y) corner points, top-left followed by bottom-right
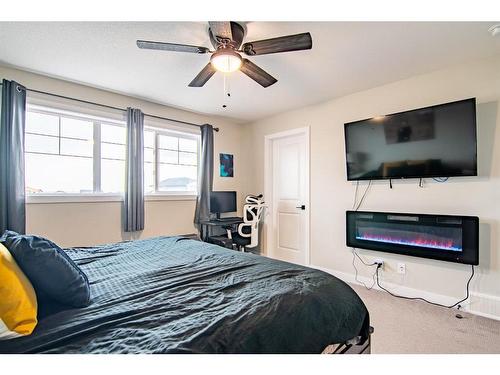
(344, 98), (477, 181)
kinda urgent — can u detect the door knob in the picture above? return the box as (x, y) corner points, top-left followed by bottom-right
(296, 205), (306, 210)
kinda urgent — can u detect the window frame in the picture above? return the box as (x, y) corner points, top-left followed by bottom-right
(25, 106), (109, 198)
(144, 125), (200, 197)
(25, 105), (200, 204)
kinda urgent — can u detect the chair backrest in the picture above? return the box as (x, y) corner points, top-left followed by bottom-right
(239, 195), (265, 248)
(243, 204), (265, 225)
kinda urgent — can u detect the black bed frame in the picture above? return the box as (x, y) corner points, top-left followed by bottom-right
(336, 335), (371, 354)
(324, 326), (373, 354)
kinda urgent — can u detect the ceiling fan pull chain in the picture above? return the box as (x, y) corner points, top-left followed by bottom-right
(223, 73), (227, 96)
(222, 74), (229, 108)
(224, 74), (231, 98)
(222, 74), (231, 110)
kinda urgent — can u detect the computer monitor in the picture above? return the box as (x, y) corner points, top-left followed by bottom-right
(210, 191), (237, 218)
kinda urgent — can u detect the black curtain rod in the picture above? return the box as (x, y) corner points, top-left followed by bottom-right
(1, 83), (219, 132)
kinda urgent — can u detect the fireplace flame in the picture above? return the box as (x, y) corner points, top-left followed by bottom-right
(356, 227), (462, 252)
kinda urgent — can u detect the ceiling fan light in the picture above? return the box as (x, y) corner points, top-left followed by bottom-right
(210, 49), (242, 73)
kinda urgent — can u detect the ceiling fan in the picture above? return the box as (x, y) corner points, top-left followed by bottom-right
(136, 22), (312, 88)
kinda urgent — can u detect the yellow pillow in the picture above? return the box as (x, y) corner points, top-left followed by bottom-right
(0, 243), (38, 339)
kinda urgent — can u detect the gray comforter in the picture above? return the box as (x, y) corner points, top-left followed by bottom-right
(0, 236), (369, 353)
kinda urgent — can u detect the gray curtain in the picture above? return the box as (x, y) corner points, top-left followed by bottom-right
(0, 80), (26, 234)
(124, 108), (145, 232)
(194, 124), (214, 237)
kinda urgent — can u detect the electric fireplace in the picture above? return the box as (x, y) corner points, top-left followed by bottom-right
(346, 211), (479, 265)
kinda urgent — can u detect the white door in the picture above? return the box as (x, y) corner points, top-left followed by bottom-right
(267, 129), (309, 265)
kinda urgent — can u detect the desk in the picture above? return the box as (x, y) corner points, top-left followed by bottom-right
(199, 217), (243, 242)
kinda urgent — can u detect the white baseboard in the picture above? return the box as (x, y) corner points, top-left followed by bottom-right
(310, 264), (500, 321)
(468, 292), (500, 321)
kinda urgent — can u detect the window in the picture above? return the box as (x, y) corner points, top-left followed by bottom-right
(25, 106), (126, 195)
(25, 105), (200, 198)
(144, 127), (199, 194)
(100, 123), (126, 193)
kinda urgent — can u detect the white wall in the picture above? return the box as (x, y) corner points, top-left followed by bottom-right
(0, 65), (248, 247)
(243, 55), (500, 318)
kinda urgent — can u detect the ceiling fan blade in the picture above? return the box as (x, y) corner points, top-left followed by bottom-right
(242, 32), (312, 56)
(240, 59), (277, 88)
(188, 63), (217, 87)
(208, 21), (233, 41)
(137, 40), (209, 54)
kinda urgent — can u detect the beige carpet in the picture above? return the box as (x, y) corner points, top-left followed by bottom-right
(350, 284), (500, 354)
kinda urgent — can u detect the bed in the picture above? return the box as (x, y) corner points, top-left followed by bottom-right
(0, 236), (371, 354)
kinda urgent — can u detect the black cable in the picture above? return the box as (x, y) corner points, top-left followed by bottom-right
(353, 248), (377, 267)
(375, 264), (474, 309)
(352, 248), (378, 290)
(352, 180), (360, 210)
(433, 177), (449, 183)
(355, 180), (372, 211)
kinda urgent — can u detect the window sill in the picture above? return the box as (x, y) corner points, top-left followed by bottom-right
(145, 193), (197, 202)
(26, 193), (197, 204)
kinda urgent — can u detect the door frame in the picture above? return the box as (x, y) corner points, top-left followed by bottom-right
(264, 126), (310, 265)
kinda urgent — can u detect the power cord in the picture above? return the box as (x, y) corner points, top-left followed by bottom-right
(351, 248), (379, 290)
(353, 248), (377, 267)
(352, 180), (360, 210)
(351, 180), (377, 290)
(354, 180), (372, 211)
(375, 264), (475, 310)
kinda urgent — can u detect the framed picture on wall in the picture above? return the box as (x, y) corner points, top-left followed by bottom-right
(220, 153), (234, 177)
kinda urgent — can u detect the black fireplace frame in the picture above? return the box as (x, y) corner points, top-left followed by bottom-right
(346, 210), (479, 265)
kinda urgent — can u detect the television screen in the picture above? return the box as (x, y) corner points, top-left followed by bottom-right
(344, 98), (477, 181)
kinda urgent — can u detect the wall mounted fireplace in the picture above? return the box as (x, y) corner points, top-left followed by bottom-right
(346, 211), (479, 265)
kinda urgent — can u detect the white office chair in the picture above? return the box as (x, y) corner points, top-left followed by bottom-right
(227, 194), (265, 251)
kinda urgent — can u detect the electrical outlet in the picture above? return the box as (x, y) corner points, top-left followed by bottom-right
(397, 263), (406, 274)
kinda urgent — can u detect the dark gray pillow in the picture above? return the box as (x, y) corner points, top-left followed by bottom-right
(0, 231), (90, 308)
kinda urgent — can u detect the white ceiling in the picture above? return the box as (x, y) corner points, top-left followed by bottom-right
(0, 22), (499, 122)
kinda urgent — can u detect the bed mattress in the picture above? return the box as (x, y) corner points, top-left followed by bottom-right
(0, 236), (369, 353)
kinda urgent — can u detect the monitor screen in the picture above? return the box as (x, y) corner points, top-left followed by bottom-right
(210, 191), (237, 214)
(344, 98), (477, 181)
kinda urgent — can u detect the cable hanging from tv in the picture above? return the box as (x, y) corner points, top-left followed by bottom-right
(352, 180), (372, 211)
